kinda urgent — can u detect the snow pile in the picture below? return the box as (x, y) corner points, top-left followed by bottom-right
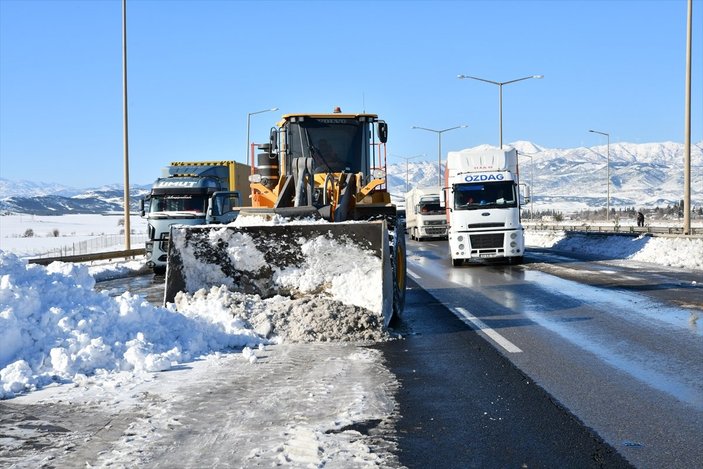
(172, 223), (385, 315)
(175, 286), (387, 343)
(526, 231), (703, 270)
(631, 236), (703, 270)
(0, 252), (268, 399)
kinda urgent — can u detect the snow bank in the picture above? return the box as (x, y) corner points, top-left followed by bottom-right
(0, 246), (391, 399)
(526, 231), (703, 270)
(0, 252), (267, 399)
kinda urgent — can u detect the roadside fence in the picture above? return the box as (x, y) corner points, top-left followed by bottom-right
(30, 233), (148, 259)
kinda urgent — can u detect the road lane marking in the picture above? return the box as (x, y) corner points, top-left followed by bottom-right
(407, 268), (421, 279)
(454, 307), (523, 353)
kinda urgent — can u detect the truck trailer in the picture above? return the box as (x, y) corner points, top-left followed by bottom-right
(140, 160), (251, 274)
(404, 187), (447, 240)
(443, 146), (528, 266)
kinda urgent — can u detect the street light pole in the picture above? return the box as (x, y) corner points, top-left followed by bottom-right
(411, 125), (468, 186)
(246, 107), (278, 164)
(589, 129), (611, 221)
(394, 154), (425, 192)
(683, 0), (692, 234)
(457, 74), (543, 148)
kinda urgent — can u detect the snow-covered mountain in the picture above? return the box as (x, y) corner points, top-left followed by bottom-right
(0, 180), (151, 215)
(1, 140), (701, 214)
(388, 140), (703, 213)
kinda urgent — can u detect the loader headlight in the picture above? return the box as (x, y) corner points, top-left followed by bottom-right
(372, 169), (386, 179)
(248, 174), (262, 183)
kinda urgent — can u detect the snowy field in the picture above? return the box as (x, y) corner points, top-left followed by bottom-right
(0, 214), (147, 258)
(1, 215), (702, 465)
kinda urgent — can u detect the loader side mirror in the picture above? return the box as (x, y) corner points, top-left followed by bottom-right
(378, 122), (388, 143)
(269, 128), (278, 151)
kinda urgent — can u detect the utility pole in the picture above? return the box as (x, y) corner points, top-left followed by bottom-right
(122, 0), (131, 250)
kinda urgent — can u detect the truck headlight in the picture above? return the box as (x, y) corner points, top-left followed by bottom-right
(510, 241), (517, 247)
(458, 244), (465, 250)
(457, 235), (464, 242)
(510, 232), (517, 239)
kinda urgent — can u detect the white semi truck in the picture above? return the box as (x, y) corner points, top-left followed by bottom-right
(140, 160), (251, 274)
(404, 187), (448, 240)
(443, 146), (528, 266)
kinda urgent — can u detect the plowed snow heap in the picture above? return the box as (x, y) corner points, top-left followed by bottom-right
(165, 109), (406, 339)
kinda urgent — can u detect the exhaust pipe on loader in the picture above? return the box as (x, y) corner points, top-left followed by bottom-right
(164, 220), (396, 327)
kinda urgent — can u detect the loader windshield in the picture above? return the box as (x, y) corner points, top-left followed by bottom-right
(287, 119), (365, 173)
(454, 181), (517, 210)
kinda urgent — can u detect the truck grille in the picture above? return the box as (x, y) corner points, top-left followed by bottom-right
(424, 227), (447, 235)
(470, 233), (504, 249)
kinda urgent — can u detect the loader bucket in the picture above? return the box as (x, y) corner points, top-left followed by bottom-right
(164, 220), (395, 327)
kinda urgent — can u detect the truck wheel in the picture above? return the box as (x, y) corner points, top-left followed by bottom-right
(153, 265), (166, 276)
(452, 258), (462, 267)
(509, 256), (524, 265)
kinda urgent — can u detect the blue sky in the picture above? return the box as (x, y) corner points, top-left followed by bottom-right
(1, 0), (701, 187)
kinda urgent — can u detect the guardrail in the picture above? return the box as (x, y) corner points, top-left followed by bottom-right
(28, 248), (145, 266)
(524, 222), (703, 237)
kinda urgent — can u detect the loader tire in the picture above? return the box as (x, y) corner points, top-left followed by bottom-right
(392, 228), (407, 322)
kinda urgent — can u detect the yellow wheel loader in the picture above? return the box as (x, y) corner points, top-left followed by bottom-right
(164, 109), (406, 327)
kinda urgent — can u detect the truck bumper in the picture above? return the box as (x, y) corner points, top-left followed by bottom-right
(448, 229), (524, 261)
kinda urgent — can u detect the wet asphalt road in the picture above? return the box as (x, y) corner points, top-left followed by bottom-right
(97, 238), (703, 468)
(380, 280), (631, 468)
(402, 238), (703, 468)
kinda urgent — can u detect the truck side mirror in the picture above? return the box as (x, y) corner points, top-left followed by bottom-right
(439, 189), (446, 208)
(521, 184), (531, 204)
(139, 198), (145, 217)
(378, 122), (388, 143)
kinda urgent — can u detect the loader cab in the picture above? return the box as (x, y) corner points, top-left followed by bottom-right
(279, 113), (383, 179)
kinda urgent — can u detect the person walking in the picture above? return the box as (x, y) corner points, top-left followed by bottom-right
(637, 211), (645, 227)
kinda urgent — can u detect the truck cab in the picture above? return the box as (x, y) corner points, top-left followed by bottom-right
(141, 161), (249, 274)
(444, 146), (525, 266)
(405, 187), (448, 241)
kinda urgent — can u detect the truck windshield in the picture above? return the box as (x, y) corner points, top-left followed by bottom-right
(287, 119), (363, 173)
(454, 181), (516, 209)
(149, 195), (207, 213)
(419, 197), (443, 215)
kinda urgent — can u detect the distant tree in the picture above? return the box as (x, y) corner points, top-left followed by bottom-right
(23, 228), (34, 238)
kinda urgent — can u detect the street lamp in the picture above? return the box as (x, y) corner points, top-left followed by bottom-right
(519, 153), (536, 221)
(411, 125), (468, 186)
(246, 107), (278, 163)
(457, 74), (543, 148)
(589, 129), (611, 221)
(393, 154), (425, 192)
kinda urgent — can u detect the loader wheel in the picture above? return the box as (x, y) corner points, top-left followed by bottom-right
(392, 230), (407, 322)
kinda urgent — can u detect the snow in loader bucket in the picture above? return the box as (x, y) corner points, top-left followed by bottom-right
(164, 220), (395, 328)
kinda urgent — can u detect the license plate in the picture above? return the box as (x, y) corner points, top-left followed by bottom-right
(479, 253), (496, 258)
